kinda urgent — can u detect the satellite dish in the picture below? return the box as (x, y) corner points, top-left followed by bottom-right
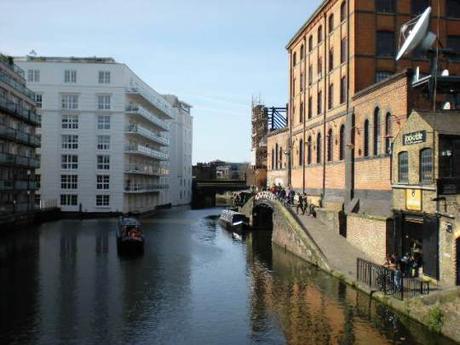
(396, 7), (434, 61)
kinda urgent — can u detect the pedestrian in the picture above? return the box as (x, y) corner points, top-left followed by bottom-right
(296, 193), (304, 215)
(394, 264), (402, 292)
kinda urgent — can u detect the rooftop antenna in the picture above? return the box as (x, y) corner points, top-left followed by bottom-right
(28, 50), (37, 56)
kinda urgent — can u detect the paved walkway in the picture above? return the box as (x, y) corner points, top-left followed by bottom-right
(287, 206), (372, 281)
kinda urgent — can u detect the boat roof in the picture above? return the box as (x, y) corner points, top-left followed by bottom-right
(120, 217), (141, 226)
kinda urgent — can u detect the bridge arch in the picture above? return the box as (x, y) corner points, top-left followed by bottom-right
(252, 201), (274, 229)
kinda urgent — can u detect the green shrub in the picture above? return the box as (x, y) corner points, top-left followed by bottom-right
(426, 305), (444, 333)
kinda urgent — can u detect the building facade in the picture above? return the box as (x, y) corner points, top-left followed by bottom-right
(16, 56), (174, 214)
(0, 54), (40, 215)
(163, 94), (193, 206)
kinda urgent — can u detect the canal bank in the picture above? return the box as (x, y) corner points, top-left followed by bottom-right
(241, 195), (460, 343)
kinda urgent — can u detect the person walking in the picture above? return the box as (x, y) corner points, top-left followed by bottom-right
(296, 193), (304, 215)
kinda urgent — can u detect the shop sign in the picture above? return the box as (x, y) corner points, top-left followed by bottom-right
(406, 189), (422, 211)
(403, 130), (426, 146)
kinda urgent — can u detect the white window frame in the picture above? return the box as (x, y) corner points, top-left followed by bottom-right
(97, 115), (111, 129)
(96, 175), (110, 190)
(61, 95), (79, 110)
(62, 135), (78, 149)
(96, 195), (110, 206)
(97, 135), (110, 150)
(61, 175), (78, 189)
(98, 71), (110, 84)
(27, 69), (40, 82)
(97, 95), (111, 110)
(64, 70), (77, 83)
(60, 194), (78, 206)
(97, 155), (110, 170)
(62, 114), (79, 129)
(34, 93), (43, 108)
(61, 154), (78, 170)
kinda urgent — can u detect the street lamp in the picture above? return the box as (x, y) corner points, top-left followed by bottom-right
(27, 169), (31, 212)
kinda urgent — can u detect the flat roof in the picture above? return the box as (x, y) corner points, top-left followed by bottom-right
(14, 56), (116, 64)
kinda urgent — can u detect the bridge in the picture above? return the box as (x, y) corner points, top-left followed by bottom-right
(191, 179), (248, 208)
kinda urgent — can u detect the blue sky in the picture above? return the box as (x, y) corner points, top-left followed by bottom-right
(1, 0), (321, 163)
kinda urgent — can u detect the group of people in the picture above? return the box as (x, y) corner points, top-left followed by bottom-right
(384, 252), (422, 278)
(269, 184), (316, 216)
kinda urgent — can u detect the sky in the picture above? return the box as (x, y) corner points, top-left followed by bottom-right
(0, 0), (321, 163)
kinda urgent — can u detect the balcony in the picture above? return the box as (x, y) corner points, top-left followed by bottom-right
(0, 70), (34, 100)
(125, 143), (168, 161)
(124, 183), (169, 193)
(124, 164), (167, 176)
(0, 54), (25, 77)
(125, 86), (174, 119)
(0, 95), (40, 125)
(0, 152), (40, 168)
(0, 180), (39, 191)
(125, 105), (168, 131)
(0, 125), (40, 147)
(125, 124), (169, 146)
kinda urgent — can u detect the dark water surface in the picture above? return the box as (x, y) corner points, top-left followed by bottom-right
(0, 208), (457, 345)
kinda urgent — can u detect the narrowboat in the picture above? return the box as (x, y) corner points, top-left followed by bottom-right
(219, 209), (248, 234)
(117, 216), (144, 254)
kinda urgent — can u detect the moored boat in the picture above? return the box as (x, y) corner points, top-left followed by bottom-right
(117, 216), (144, 254)
(219, 209), (248, 234)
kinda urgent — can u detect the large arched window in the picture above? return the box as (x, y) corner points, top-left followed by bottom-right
(279, 146), (283, 168)
(271, 148), (275, 170)
(292, 52), (297, 67)
(300, 44), (304, 60)
(398, 151), (409, 183)
(275, 143), (279, 169)
(420, 148), (433, 183)
(327, 128), (333, 161)
(373, 107), (381, 155)
(317, 132), (322, 164)
(318, 25), (323, 43)
(307, 136), (312, 164)
(385, 112), (392, 154)
(339, 125), (345, 160)
(308, 35), (313, 52)
(363, 119), (369, 157)
(299, 139), (304, 166)
(340, 1), (347, 22)
(328, 14), (334, 34)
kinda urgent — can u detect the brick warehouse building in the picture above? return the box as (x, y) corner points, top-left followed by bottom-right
(267, 0), (460, 286)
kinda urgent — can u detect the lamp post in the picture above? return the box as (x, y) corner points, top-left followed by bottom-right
(27, 169), (31, 212)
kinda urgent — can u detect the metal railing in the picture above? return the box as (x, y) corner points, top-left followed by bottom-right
(124, 164), (165, 176)
(0, 71), (34, 99)
(125, 124), (169, 145)
(357, 258), (430, 300)
(0, 125), (40, 147)
(124, 184), (169, 193)
(125, 143), (168, 160)
(0, 95), (40, 125)
(125, 105), (169, 130)
(125, 86), (173, 119)
(0, 152), (40, 168)
(0, 54), (25, 77)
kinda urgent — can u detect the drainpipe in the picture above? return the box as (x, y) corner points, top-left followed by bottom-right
(322, 12), (327, 199)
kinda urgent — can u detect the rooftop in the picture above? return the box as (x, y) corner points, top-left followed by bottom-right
(14, 56), (116, 64)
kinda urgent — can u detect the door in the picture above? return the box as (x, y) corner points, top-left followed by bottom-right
(422, 215), (439, 280)
(456, 238), (460, 286)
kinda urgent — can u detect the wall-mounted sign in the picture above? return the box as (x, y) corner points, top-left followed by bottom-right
(406, 189), (422, 211)
(403, 130), (426, 146)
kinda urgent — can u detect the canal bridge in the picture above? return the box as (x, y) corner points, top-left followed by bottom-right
(191, 179), (249, 208)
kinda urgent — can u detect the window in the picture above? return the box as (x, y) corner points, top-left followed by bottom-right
(317, 132), (322, 163)
(64, 70), (77, 83)
(308, 35), (313, 52)
(97, 155), (110, 170)
(329, 48), (334, 72)
(275, 143), (279, 169)
(373, 107), (381, 155)
(439, 136), (460, 177)
(97, 135), (110, 150)
(308, 96), (312, 119)
(61, 95), (79, 110)
(293, 78), (296, 95)
(376, 71), (392, 83)
(62, 135), (78, 149)
(385, 113), (392, 154)
(97, 95), (111, 110)
(300, 73), (304, 92)
(271, 148), (275, 170)
(341, 38), (347, 63)
(60, 194), (77, 206)
(62, 114), (79, 129)
(27, 69), (40, 82)
(318, 57), (323, 78)
(376, 31), (395, 57)
(61, 155), (78, 170)
(339, 125), (345, 160)
(317, 91), (322, 115)
(98, 71), (111, 84)
(412, 0), (430, 15)
(307, 136), (312, 164)
(308, 65), (313, 85)
(328, 14), (334, 33)
(300, 44), (304, 60)
(327, 128), (333, 161)
(96, 195), (110, 206)
(328, 83), (334, 109)
(97, 115), (111, 129)
(375, 0), (395, 13)
(300, 102), (304, 123)
(364, 119), (370, 157)
(97, 175), (110, 190)
(279, 146), (283, 168)
(34, 93), (43, 108)
(299, 139), (304, 166)
(340, 76), (347, 104)
(447, 36), (460, 61)
(61, 175), (78, 189)
(446, 0), (460, 18)
(398, 151), (409, 183)
(316, 91), (323, 115)
(340, 1), (347, 22)
(292, 52), (297, 67)
(318, 25), (323, 43)
(420, 148), (433, 183)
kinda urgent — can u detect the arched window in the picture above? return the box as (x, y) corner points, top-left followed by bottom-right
(373, 107), (381, 155)
(292, 52), (297, 67)
(364, 119), (369, 157)
(279, 146), (283, 168)
(339, 125), (345, 160)
(318, 25), (323, 43)
(317, 132), (322, 164)
(385, 112), (392, 154)
(299, 139), (304, 166)
(340, 1), (346, 22)
(275, 143), (279, 169)
(271, 148), (275, 170)
(308, 35), (313, 52)
(307, 136), (312, 164)
(398, 151), (409, 183)
(300, 44), (304, 60)
(328, 14), (334, 33)
(420, 148), (433, 183)
(327, 128), (333, 161)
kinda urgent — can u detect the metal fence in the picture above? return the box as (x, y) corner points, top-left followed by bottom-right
(357, 258), (430, 300)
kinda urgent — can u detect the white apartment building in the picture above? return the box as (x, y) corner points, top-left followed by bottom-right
(15, 56), (176, 213)
(163, 95), (193, 206)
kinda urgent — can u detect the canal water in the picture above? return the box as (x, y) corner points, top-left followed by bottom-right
(0, 208), (457, 345)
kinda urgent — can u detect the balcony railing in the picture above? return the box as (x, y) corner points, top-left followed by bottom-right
(0, 54), (25, 77)
(125, 143), (168, 161)
(125, 86), (173, 119)
(0, 95), (40, 125)
(0, 71), (34, 100)
(124, 164), (166, 176)
(124, 184), (169, 193)
(0, 125), (40, 147)
(0, 180), (39, 191)
(125, 105), (168, 131)
(125, 124), (169, 146)
(0, 152), (40, 168)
